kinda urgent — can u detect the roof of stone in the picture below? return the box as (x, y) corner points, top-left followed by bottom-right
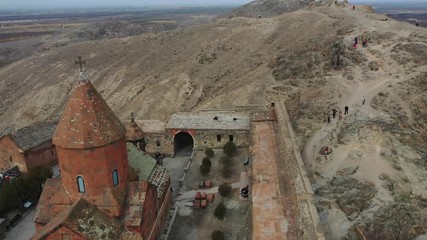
(35, 178), (73, 225)
(32, 198), (139, 240)
(9, 121), (58, 151)
(127, 143), (157, 181)
(135, 120), (166, 133)
(125, 118), (145, 141)
(124, 181), (149, 227)
(148, 166), (170, 199)
(166, 112), (250, 130)
(53, 81), (126, 149)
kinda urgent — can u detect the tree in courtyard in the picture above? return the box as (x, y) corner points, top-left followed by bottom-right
(218, 182), (232, 198)
(211, 230), (225, 240)
(0, 165), (52, 215)
(205, 147), (215, 158)
(221, 155), (233, 178)
(214, 202), (226, 221)
(202, 157), (212, 168)
(223, 141), (237, 157)
(200, 164), (210, 176)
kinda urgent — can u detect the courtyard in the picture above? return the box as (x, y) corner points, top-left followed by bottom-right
(166, 148), (252, 240)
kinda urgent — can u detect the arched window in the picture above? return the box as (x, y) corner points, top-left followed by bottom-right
(112, 169), (119, 186)
(77, 176), (86, 193)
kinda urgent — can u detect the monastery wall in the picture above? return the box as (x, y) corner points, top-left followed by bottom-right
(194, 129), (249, 150)
(144, 133), (173, 156)
(24, 142), (58, 172)
(271, 96), (325, 239)
(0, 136), (25, 172)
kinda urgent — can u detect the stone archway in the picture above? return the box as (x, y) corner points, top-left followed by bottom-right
(173, 131), (194, 156)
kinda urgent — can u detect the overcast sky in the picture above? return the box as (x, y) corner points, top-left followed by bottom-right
(0, 0), (254, 10)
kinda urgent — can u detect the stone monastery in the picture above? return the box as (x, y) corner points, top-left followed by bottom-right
(31, 72), (172, 240)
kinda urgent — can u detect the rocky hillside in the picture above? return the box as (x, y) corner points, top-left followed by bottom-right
(0, 3), (427, 239)
(222, 0), (314, 18)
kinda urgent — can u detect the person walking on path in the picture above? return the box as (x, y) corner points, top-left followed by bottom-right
(327, 115), (331, 124)
(362, 99), (365, 105)
(344, 106), (349, 115)
(332, 108), (337, 119)
(338, 111), (343, 120)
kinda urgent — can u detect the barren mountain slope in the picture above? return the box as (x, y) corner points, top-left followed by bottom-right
(222, 0), (313, 18)
(0, 4), (427, 239)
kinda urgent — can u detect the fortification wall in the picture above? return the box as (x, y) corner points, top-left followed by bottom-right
(271, 95), (325, 240)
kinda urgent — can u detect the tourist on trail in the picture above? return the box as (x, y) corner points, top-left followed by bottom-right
(327, 115), (331, 124)
(362, 99), (365, 105)
(362, 39), (367, 48)
(416, 19), (420, 27)
(338, 111), (343, 120)
(354, 37), (358, 45)
(344, 106), (349, 115)
(332, 108), (337, 119)
(353, 5), (355, 10)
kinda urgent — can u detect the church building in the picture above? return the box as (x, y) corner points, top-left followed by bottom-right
(32, 67), (172, 240)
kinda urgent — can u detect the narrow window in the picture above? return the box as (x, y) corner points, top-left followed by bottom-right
(112, 169), (119, 186)
(77, 176), (86, 193)
(156, 140), (161, 147)
(217, 135), (221, 142)
(51, 150), (54, 156)
(229, 135), (234, 142)
(9, 156), (12, 162)
(271, 102), (275, 107)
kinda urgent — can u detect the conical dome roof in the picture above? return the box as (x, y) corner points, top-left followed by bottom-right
(53, 81), (126, 149)
(125, 114), (145, 141)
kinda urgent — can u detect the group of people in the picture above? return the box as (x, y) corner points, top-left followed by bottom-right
(0, 172), (11, 184)
(327, 106), (349, 124)
(240, 185), (249, 199)
(354, 37), (368, 48)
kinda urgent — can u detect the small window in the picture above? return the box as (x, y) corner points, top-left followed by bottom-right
(229, 135), (234, 142)
(213, 116), (218, 120)
(112, 169), (119, 186)
(233, 118), (237, 121)
(9, 156), (12, 162)
(271, 102), (275, 107)
(77, 176), (86, 193)
(156, 140), (161, 147)
(51, 150), (54, 156)
(217, 135), (221, 142)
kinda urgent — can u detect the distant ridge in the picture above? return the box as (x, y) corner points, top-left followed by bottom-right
(222, 0), (315, 18)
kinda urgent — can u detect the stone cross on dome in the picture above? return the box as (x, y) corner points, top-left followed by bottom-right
(75, 56), (89, 83)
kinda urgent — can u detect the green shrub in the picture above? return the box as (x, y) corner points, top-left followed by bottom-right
(218, 182), (232, 198)
(200, 164), (210, 176)
(211, 230), (225, 240)
(214, 202), (226, 220)
(205, 147), (215, 158)
(221, 166), (233, 179)
(202, 157), (212, 168)
(223, 141), (237, 157)
(0, 165), (53, 215)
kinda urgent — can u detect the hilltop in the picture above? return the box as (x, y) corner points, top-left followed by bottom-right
(0, 1), (426, 239)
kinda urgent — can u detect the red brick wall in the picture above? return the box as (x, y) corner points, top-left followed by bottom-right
(43, 226), (84, 240)
(56, 137), (129, 217)
(0, 136), (25, 172)
(141, 184), (157, 240)
(25, 142), (58, 171)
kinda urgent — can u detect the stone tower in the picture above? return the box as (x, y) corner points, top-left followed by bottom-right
(52, 79), (129, 217)
(125, 112), (145, 151)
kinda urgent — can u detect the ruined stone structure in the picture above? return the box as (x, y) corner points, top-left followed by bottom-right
(32, 72), (172, 240)
(0, 122), (58, 173)
(128, 112), (250, 157)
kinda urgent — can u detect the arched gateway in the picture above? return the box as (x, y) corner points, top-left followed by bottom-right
(173, 131), (194, 156)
